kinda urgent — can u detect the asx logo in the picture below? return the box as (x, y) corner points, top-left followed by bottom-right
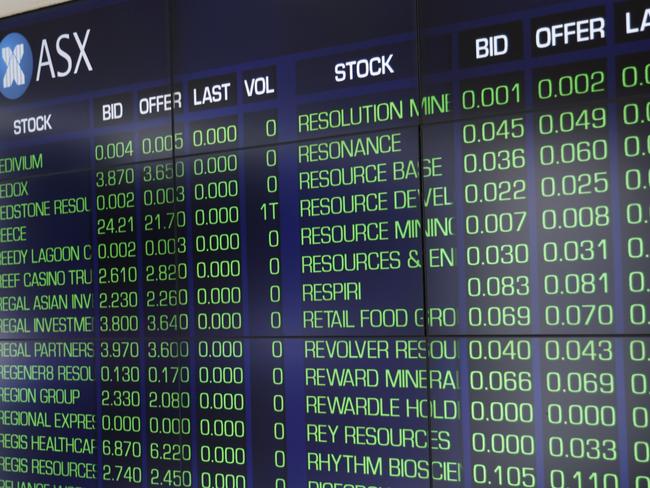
(0, 28), (92, 100)
(0, 33), (33, 99)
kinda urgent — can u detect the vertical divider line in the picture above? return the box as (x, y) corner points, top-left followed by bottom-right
(135, 128), (147, 488)
(413, 1), (435, 487)
(521, 13), (545, 488)
(165, 0), (187, 482)
(448, 30), (472, 488)
(90, 99), (102, 488)
(604, 2), (629, 486)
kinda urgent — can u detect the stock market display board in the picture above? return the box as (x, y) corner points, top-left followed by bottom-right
(0, 0), (649, 487)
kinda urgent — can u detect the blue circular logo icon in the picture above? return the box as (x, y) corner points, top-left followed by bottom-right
(0, 33), (33, 100)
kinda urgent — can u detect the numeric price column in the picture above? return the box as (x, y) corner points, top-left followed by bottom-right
(533, 60), (614, 333)
(95, 164), (144, 487)
(188, 152), (248, 488)
(457, 72), (531, 333)
(459, 111), (531, 333)
(140, 160), (191, 488)
(466, 338), (537, 488)
(541, 338), (620, 488)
